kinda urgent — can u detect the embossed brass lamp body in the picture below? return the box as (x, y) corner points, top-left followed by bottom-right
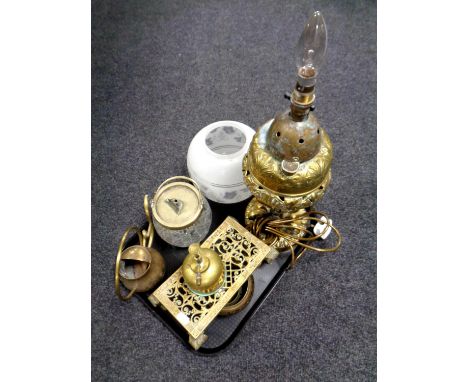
(243, 114), (332, 213)
(243, 116), (332, 254)
(242, 11), (334, 254)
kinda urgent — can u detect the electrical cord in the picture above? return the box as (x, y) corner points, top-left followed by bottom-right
(250, 210), (342, 267)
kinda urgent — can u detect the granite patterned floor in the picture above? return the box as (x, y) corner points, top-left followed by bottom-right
(92, 0), (376, 380)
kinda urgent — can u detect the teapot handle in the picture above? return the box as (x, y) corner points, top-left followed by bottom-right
(143, 194), (155, 248)
(156, 176), (202, 195)
(114, 226), (144, 301)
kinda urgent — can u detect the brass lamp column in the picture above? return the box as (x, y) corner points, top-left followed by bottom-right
(243, 11), (333, 252)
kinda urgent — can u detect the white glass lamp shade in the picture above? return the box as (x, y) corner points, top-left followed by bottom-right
(187, 121), (255, 204)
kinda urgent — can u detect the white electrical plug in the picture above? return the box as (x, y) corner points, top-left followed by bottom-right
(313, 216), (333, 240)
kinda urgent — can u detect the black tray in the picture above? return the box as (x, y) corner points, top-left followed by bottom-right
(125, 198), (292, 354)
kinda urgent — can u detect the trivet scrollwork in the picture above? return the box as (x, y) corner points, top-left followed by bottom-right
(148, 216), (277, 349)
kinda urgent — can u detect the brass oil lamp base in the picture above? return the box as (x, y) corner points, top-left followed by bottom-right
(242, 114), (333, 213)
(241, 11), (342, 261)
(242, 112), (336, 259)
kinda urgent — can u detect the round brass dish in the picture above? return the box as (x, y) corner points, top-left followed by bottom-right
(219, 276), (255, 316)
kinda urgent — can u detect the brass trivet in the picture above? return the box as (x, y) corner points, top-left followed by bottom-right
(148, 216), (277, 350)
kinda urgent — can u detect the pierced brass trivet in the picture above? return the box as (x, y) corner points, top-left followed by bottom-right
(148, 216), (277, 350)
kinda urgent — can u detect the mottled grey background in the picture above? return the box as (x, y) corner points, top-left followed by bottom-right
(92, 0), (376, 380)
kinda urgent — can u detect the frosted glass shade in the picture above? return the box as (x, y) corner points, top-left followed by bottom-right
(187, 121), (255, 204)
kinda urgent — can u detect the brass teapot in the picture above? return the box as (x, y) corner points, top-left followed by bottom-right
(182, 243), (224, 296)
(115, 195), (165, 301)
